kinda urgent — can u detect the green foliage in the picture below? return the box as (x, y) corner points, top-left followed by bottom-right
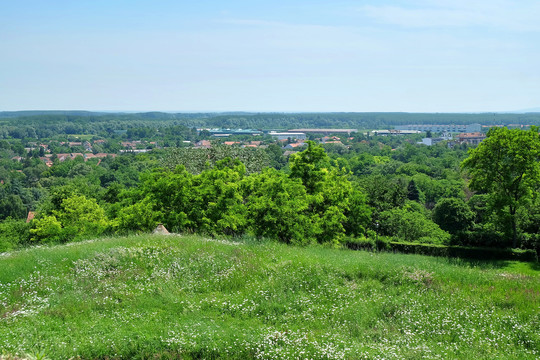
(29, 215), (63, 243)
(462, 127), (540, 246)
(406, 179), (421, 201)
(412, 173), (465, 207)
(189, 159), (248, 236)
(433, 198), (474, 234)
(290, 142), (371, 244)
(118, 159), (249, 236)
(132, 166), (193, 232)
(343, 186), (372, 237)
(57, 194), (108, 235)
(111, 145), (371, 246)
(162, 146), (271, 174)
(289, 141), (330, 194)
(388, 242), (538, 262)
(4, 112), (538, 252)
(30, 195), (109, 243)
(245, 169), (312, 245)
(115, 198), (162, 233)
(0, 194), (27, 220)
(379, 203), (450, 244)
(359, 175), (407, 214)
(0, 219), (31, 251)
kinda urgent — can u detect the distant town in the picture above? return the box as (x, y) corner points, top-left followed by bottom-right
(11, 121), (530, 168)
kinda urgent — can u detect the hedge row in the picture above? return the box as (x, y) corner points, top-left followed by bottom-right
(344, 237), (538, 262)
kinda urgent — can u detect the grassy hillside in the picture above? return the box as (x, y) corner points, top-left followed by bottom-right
(0, 235), (538, 359)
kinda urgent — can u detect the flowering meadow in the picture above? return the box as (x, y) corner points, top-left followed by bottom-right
(0, 235), (538, 359)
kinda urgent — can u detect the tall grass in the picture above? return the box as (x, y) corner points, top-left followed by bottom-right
(0, 235), (538, 359)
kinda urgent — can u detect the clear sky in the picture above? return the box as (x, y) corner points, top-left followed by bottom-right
(1, 0), (539, 112)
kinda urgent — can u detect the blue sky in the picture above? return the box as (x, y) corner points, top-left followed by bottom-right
(1, 0), (539, 112)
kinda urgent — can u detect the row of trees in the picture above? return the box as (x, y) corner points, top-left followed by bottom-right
(29, 143), (372, 246)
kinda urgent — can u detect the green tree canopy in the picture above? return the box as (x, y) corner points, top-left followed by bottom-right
(462, 127), (540, 247)
(433, 198), (474, 234)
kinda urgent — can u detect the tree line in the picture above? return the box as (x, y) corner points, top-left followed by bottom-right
(0, 124), (539, 256)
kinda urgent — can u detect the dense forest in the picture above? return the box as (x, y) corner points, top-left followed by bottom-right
(0, 112), (539, 258)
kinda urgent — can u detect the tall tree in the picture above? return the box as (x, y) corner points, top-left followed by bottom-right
(407, 179), (420, 201)
(462, 127), (540, 247)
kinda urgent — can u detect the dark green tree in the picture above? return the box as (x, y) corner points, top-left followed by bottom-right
(433, 198), (474, 234)
(407, 179), (420, 201)
(0, 194), (27, 220)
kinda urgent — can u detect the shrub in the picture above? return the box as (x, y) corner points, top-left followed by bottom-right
(0, 219), (31, 251)
(30, 195), (109, 243)
(433, 198), (474, 234)
(450, 228), (510, 248)
(379, 205), (450, 244)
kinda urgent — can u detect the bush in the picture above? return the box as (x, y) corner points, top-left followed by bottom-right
(433, 198), (474, 234)
(379, 205), (450, 244)
(389, 242), (537, 262)
(343, 236), (390, 251)
(343, 236), (375, 251)
(0, 219), (31, 251)
(344, 237), (538, 262)
(30, 215), (64, 243)
(520, 232), (540, 255)
(30, 195), (109, 244)
(450, 229), (510, 248)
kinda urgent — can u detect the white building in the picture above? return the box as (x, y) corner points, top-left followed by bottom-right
(269, 132), (307, 141)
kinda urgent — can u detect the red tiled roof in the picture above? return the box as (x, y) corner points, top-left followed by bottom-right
(26, 211), (35, 223)
(458, 132), (486, 138)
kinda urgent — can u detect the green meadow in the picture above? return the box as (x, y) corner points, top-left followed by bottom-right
(0, 235), (538, 359)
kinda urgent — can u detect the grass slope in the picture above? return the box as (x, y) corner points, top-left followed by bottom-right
(0, 235), (538, 359)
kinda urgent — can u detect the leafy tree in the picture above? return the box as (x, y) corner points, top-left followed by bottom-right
(265, 144), (288, 169)
(0, 194), (27, 220)
(140, 165), (193, 232)
(467, 194), (489, 225)
(407, 179), (421, 201)
(31, 194), (109, 243)
(68, 163), (92, 177)
(379, 203), (450, 244)
(433, 198), (474, 234)
(56, 195), (108, 237)
(115, 197), (162, 233)
(289, 142), (371, 244)
(359, 175), (407, 214)
(309, 168), (353, 245)
(289, 141), (330, 194)
(189, 158), (248, 236)
(29, 215), (63, 243)
(0, 219), (31, 251)
(245, 169), (312, 244)
(462, 127), (540, 247)
(344, 186), (373, 237)
(162, 146), (270, 175)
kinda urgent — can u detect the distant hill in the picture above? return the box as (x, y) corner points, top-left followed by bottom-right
(0, 110), (107, 118)
(2, 111), (540, 130)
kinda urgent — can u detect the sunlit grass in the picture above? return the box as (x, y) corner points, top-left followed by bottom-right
(0, 234), (538, 359)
